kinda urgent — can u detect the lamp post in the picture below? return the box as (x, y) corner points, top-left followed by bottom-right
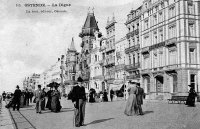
(123, 72), (126, 100)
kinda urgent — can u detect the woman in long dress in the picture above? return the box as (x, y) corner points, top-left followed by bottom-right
(124, 83), (138, 116)
(41, 88), (46, 110)
(51, 86), (61, 112)
(46, 88), (53, 110)
(186, 85), (197, 107)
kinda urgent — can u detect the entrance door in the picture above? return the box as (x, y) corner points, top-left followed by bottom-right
(155, 75), (164, 94)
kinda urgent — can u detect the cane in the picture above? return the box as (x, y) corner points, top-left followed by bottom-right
(73, 108), (75, 127)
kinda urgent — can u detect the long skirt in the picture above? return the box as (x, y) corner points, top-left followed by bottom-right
(124, 94), (138, 116)
(20, 96), (25, 108)
(186, 95), (195, 106)
(41, 98), (46, 110)
(51, 97), (61, 112)
(46, 98), (52, 110)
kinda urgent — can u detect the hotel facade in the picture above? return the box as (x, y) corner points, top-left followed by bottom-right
(138, 0), (200, 99)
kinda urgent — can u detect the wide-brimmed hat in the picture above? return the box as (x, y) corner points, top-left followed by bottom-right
(188, 84), (194, 88)
(77, 77), (83, 82)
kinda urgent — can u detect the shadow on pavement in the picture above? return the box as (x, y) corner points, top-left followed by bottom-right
(86, 118), (114, 125)
(143, 111), (154, 115)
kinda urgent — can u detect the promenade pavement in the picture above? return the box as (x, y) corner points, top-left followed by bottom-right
(0, 100), (15, 129)
(6, 98), (200, 129)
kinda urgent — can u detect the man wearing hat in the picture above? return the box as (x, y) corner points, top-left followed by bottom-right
(71, 77), (87, 127)
(34, 85), (44, 114)
(13, 85), (21, 111)
(136, 83), (144, 115)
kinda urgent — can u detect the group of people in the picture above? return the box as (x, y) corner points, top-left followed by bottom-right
(124, 81), (145, 116)
(34, 85), (62, 114)
(88, 89), (110, 103)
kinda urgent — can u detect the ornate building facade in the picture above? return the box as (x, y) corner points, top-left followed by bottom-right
(140, 0), (200, 99)
(79, 11), (99, 89)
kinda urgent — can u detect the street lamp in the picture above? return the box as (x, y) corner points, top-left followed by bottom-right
(123, 72), (126, 100)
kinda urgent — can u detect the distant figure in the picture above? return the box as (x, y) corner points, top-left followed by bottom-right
(29, 91), (34, 103)
(34, 85), (44, 114)
(186, 84), (197, 107)
(124, 81), (138, 116)
(24, 89), (29, 106)
(136, 83), (144, 115)
(46, 87), (53, 110)
(89, 89), (95, 103)
(41, 88), (46, 110)
(13, 85), (21, 111)
(110, 89), (114, 102)
(103, 90), (108, 102)
(20, 91), (25, 108)
(2, 91), (6, 101)
(51, 86), (61, 113)
(71, 77), (86, 127)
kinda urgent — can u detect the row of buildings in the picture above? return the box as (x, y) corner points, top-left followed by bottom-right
(23, 0), (200, 100)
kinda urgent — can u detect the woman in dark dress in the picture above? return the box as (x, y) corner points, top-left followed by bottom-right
(89, 89), (95, 103)
(46, 87), (53, 110)
(41, 88), (46, 110)
(51, 86), (61, 112)
(186, 85), (197, 107)
(103, 90), (108, 102)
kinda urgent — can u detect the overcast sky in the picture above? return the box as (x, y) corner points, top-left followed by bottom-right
(0, 0), (142, 93)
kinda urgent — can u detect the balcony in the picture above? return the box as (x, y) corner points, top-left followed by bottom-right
(99, 60), (104, 65)
(125, 44), (140, 54)
(92, 75), (104, 80)
(68, 70), (76, 73)
(105, 74), (115, 80)
(125, 63), (140, 71)
(126, 31), (134, 39)
(165, 37), (177, 47)
(126, 74), (140, 80)
(105, 45), (115, 53)
(104, 58), (115, 67)
(115, 64), (125, 71)
(99, 46), (106, 51)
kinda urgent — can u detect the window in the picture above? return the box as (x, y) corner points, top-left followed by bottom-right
(189, 48), (196, 64)
(133, 54), (135, 65)
(188, 23), (195, 37)
(153, 51), (158, 68)
(146, 77), (150, 93)
(188, 4), (194, 14)
(169, 6), (175, 18)
(169, 49), (177, 65)
(159, 29), (163, 42)
(154, 31), (157, 44)
(153, 14), (157, 25)
(190, 74), (196, 87)
(173, 74), (178, 92)
(169, 24), (176, 39)
(144, 20), (149, 30)
(143, 56), (150, 69)
(159, 11), (163, 22)
(158, 50), (163, 67)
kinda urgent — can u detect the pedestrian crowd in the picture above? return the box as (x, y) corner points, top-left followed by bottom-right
(1, 77), (199, 128)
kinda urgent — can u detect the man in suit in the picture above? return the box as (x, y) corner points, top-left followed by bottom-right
(71, 77), (86, 127)
(136, 83), (144, 115)
(34, 85), (44, 114)
(13, 85), (21, 111)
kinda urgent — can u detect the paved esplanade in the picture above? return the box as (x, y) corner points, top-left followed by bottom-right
(7, 98), (200, 129)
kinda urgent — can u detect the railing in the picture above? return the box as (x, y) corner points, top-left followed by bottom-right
(125, 44), (140, 54)
(126, 74), (140, 79)
(104, 58), (115, 66)
(125, 63), (140, 71)
(115, 64), (125, 71)
(105, 45), (115, 52)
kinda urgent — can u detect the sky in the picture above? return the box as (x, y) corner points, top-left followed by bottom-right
(0, 0), (142, 93)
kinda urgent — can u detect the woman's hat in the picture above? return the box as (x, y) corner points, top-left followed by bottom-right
(188, 84), (194, 88)
(16, 85), (19, 88)
(77, 77), (83, 82)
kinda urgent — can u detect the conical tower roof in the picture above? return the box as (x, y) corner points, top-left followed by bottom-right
(68, 37), (76, 52)
(83, 12), (99, 30)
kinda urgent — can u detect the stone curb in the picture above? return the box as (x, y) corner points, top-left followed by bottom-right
(0, 100), (16, 129)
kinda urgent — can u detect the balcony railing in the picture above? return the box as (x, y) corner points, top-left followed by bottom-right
(104, 58), (115, 66)
(125, 63), (140, 71)
(126, 29), (139, 39)
(105, 74), (115, 80)
(69, 70), (76, 73)
(125, 44), (140, 54)
(105, 46), (115, 52)
(115, 64), (125, 71)
(126, 74), (140, 79)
